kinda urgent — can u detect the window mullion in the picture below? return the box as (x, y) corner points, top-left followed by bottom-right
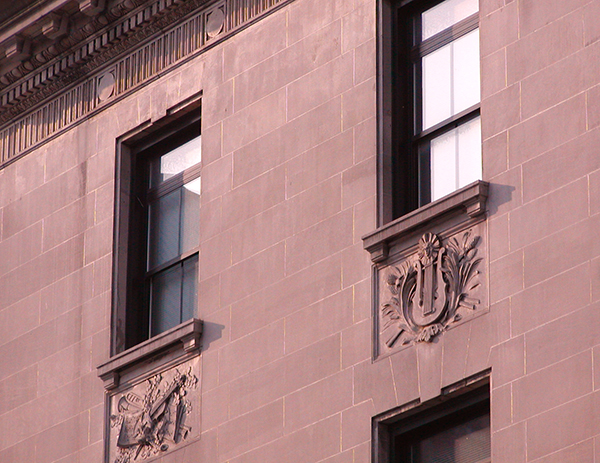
(413, 104), (480, 141)
(177, 187), (185, 324)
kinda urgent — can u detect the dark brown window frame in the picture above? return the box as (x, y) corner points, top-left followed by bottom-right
(112, 98), (202, 355)
(377, 0), (481, 224)
(373, 378), (490, 463)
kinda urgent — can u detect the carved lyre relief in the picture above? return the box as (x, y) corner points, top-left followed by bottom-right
(381, 231), (482, 348)
(109, 365), (198, 463)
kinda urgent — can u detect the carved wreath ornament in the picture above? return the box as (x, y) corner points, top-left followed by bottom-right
(110, 367), (198, 463)
(381, 231), (482, 347)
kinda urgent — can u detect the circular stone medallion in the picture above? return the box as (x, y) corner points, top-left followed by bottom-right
(206, 8), (225, 38)
(97, 71), (116, 102)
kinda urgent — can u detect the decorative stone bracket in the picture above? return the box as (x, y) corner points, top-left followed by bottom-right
(97, 318), (203, 390)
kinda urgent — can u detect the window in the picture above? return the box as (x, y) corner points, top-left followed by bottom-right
(382, 0), (481, 220)
(392, 399), (490, 462)
(114, 108), (201, 352)
(376, 386), (490, 463)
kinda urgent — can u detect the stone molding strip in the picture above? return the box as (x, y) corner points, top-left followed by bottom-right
(0, 0), (286, 168)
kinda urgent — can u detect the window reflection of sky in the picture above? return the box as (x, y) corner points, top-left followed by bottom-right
(422, 0), (478, 40)
(159, 135), (202, 182)
(184, 177), (201, 195)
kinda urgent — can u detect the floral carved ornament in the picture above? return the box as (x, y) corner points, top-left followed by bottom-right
(381, 231), (482, 347)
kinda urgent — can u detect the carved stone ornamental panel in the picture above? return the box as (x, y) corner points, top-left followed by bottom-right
(106, 357), (200, 463)
(376, 226), (488, 357)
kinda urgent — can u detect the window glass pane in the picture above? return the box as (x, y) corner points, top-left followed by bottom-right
(148, 189), (181, 269)
(422, 29), (479, 131)
(422, 0), (479, 40)
(150, 264), (182, 336)
(453, 29), (480, 114)
(457, 116), (481, 188)
(430, 127), (457, 201)
(413, 413), (490, 463)
(151, 134), (201, 186)
(181, 177), (201, 254)
(422, 44), (452, 130)
(181, 254), (199, 322)
(430, 116), (481, 202)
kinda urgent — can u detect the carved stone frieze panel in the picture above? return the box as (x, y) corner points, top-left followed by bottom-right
(0, 0), (287, 168)
(106, 356), (201, 463)
(375, 225), (487, 357)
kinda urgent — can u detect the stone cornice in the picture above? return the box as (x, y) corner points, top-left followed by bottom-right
(0, 0), (289, 168)
(0, 0), (202, 125)
(0, 1), (71, 45)
(0, 0), (175, 108)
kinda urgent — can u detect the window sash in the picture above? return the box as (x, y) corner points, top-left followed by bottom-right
(149, 253), (199, 336)
(411, 13), (479, 135)
(391, 392), (490, 463)
(409, 3), (480, 208)
(144, 131), (201, 338)
(146, 158), (201, 273)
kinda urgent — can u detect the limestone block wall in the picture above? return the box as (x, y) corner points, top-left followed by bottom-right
(0, 0), (599, 462)
(481, 0), (600, 461)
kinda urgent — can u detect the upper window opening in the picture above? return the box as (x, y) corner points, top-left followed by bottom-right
(385, 0), (482, 220)
(393, 400), (490, 462)
(114, 109), (201, 352)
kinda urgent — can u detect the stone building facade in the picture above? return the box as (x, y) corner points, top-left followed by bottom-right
(0, 0), (599, 462)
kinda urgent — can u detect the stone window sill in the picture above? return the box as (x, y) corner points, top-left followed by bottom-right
(363, 180), (489, 262)
(97, 318), (203, 390)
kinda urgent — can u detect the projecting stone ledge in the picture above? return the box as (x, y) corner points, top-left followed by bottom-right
(97, 318), (202, 390)
(362, 180), (489, 263)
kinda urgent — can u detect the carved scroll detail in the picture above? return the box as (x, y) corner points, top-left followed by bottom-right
(380, 230), (482, 348)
